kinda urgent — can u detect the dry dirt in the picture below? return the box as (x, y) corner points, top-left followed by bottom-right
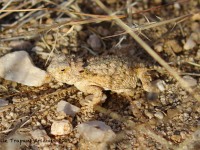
(0, 0), (199, 150)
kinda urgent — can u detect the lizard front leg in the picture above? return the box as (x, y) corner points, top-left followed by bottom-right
(75, 82), (106, 111)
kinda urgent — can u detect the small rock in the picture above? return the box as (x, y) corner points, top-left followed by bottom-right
(30, 129), (51, 147)
(180, 131), (187, 139)
(32, 46), (44, 52)
(171, 135), (181, 143)
(182, 76), (197, 87)
(87, 34), (102, 51)
(97, 26), (109, 36)
(167, 109), (180, 119)
(57, 100), (80, 117)
(154, 43), (163, 52)
(0, 51), (51, 86)
(148, 118), (157, 126)
(160, 97), (167, 105)
(51, 120), (73, 135)
(74, 25), (82, 31)
(0, 99), (8, 107)
(165, 40), (183, 53)
(4, 133), (31, 150)
(192, 13), (200, 21)
(184, 36), (196, 50)
(154, 112), (164, 120)
(153, 79), (166, 91)
(174, 2), (181, 9)
(77, 121), (116, 143)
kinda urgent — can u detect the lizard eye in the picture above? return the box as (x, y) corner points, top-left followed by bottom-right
(61, 69), (65, 72)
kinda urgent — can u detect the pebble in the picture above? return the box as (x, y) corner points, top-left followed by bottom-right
(170, 134), (181, 143)
(4, 133), (31, 150)
(154, 43), (163, 52)
(174, 2), (181, 9)
(97, 26), (109, 36)
(74, 25), (83, 31)
(184, 36), (196, 50)
(30, 129), (51, 147)
(77, 121), (116, 143)
(153, 79), (166, 91)
(0, 99), (8, 107)
(160, 96), (167, 105)
(51, 120), (73, 135)
(57, 100), (80, 117)
(165, 40), (183, 53)
(87, 34), (102, 51)
(31, 46), (44, 52)
(192, 13), (200, 21)
(167, 109), (180, 119)
(182, 76), (197, 87)
(154, 112), (164, 120)
(0, 51), (51, 86)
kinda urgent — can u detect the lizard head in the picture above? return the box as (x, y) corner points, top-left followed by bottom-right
(47, 54), (84, 84)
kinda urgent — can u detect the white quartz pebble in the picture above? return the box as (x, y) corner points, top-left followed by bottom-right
(0, 99), (8, 107)
(154, 112), (164, 120)
(77, 121), (116, 143)
(0, 51), (50, 86)
(184, 36), (196, 50)
(51, 120), (73, 135)
(57, 100), (80, 117)
(153, 79), (166, 91)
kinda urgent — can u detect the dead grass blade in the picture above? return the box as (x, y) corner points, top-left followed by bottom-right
(1, 15), (125, 40)
(102, 13), (192, 39)
(0, 1), (33, 20)
(0, 8), (44, 13)
(187, 62), (200, 68)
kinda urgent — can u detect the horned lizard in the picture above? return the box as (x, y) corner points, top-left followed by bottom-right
(47, 54), (155, 108)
